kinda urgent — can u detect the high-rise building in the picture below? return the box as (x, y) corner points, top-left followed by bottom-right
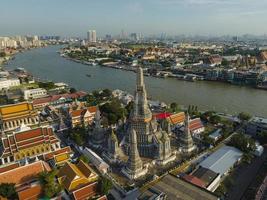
(180, 112), (196, 153)
(87, 30), (97, 43)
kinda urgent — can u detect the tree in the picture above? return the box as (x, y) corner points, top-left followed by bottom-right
(242, 153), (253, 164)
(78, 155), (89, 163)
(100, 99), (126, 125)
(170, 102), (180, 113)
(38, 170), (62, 198)
(102, 89), (112, 97)
(221, 58), (229, 66)
(70, 87), (77, 93)
(258, 131), (267, 144)
(238, 112), (251, 121)
(0, 183), (17, 199)
(228, 133), (256, 153)
(99, 177), (112, 195)
(209, 115), (222, 124)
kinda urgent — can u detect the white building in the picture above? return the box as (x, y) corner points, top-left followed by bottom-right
(87, 30), (97, 43)
(23, 88), (47, 100)
(82, 147), (109, 174)
(0, 78), (20, 90)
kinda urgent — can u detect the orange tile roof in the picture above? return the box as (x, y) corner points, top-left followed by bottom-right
(167, 112), (185, 125)
(0, 161), (51, 186)
(17, 184), (42, 200)
(87, 106), (97, 113)
(71, 109), (86, 118)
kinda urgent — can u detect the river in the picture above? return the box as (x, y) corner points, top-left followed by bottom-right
(4, 45), (267, 117)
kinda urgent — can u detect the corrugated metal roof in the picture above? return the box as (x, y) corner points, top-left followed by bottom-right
(199, 145), (243, 175)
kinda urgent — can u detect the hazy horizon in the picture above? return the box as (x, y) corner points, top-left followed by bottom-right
(1, 0), (267, 37)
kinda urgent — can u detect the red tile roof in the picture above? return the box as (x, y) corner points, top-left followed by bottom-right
(43, 146), (72, 161)
(33, 91), (87, 106)
(0, 163), (20, 174)
(181, 174), (206, 188)
(153, 112), (171, 120)
(72, 182), (98, 200)
(189, 118), (204, 132)
(1, 127), (60, 159)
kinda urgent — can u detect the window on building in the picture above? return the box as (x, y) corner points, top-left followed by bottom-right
(10, 156), (14, 162)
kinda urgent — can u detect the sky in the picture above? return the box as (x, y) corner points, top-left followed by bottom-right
(1, 0), (267, 37)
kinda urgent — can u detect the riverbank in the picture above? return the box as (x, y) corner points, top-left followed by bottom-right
(61, 52), (267, 91)
(4, 45), (267, 117)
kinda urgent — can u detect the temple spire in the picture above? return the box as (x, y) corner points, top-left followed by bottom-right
(137, 66), (144, 88)
(131, 67), (152, 121)
(180, 112), (195, 153)
(122, 128), (147, 179)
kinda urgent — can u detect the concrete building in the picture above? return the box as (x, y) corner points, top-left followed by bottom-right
(87, 30), (97, 43)
(246, 117), (267, 137)
(0, 78), (20, 90)
(23, 88), (47, 100)
(199, 145), (243, 176)
(83, 147), (109, 174)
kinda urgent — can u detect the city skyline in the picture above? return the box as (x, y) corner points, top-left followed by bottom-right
(1, 0), (267, 37)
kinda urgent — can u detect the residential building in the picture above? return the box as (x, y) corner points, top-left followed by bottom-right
(209, 129), (222, 142)
(0, 102), (39, 132)
(189, 118), (205, 136)
(32, 91), (87, 109)
(70, 106), (97, 128)
(246, 117), (267, 137)
(23, 88), (47, 100)
(0, 78), (20, 90)
(57, 160), (99, 200)
(0, 125), (61, 165)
